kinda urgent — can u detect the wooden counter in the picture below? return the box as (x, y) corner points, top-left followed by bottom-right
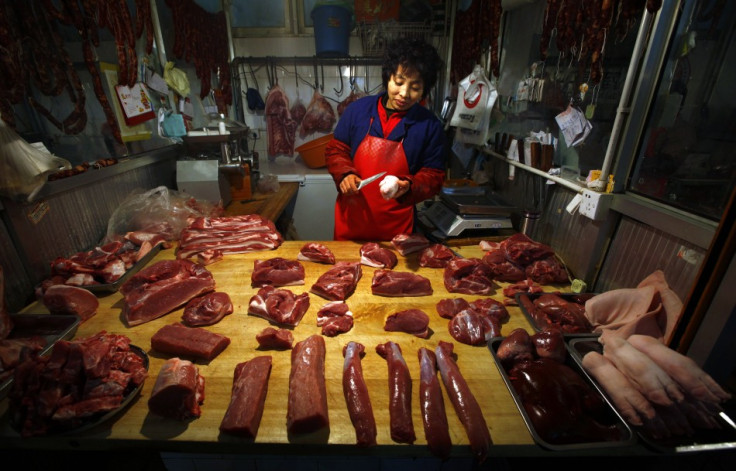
(0, 241), (588, 458)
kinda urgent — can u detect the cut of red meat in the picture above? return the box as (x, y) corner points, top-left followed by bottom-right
(42, 285), (99, 321)
(360, 242), (397, 269)
(298, 90), (336, 138)
(148, 357), (205, 421)
(371, 269), (432, 297)
(196, 249), (223, 266)
(443, 258), (496, 295)
(251, 257), (305, 287)
(181, 292), (233, 327)
(435, 341), (492, 463)
(448, 309), (500, 346)
(532, 293), (593, 333)
(248, 285), (311, 327)
(419, 244), (456, 268)
(495, 328), (535, 368)
(316, 301), (353, 337)
(256, 327), (294, 350)
(310, 262), (362, 301)
(342, 341), (377, 447)
(384, 309), (430, 338)
(266, 84), (297, 157)
(121, 259), (215, 327)
(391, 233), (430, 256)
(502, 278), (543, 303)
(297, 242), (336, 264)
(525, 256), (569, 284)
(287, 335), (328, 434)
(482, 249), (526, 282)
(418, 347), (452, 459)
(177, 215), (283, 260)
(150, 323), (231, 362)
(220, 356), (273, 438)
(531, 328), (566, 363)
(376, 341), (415, 444)
(502, 233), (555, 266)
(469, 298), (509, 323)
(435, 298), (470, 319)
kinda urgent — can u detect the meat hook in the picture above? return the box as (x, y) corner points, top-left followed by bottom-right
(248, 62), (259, 90)
(333, 62), (344, 96)
(313, 59), (319, 92)
(320, 62), (325, 93)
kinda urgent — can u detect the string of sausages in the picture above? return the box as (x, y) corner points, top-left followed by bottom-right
(165, 0), (232, 106)
(450, 0), (504, 84)
(0, 0), (154, 144)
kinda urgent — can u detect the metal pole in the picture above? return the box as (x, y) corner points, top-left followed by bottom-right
(149, 0), (176, 111)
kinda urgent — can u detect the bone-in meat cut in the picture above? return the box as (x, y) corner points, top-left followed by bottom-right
(384, 309), (430, 338)
(360, 242), (398, 269)
(371, 269), (432, 297)
(376, 341), (415, 444)
(391, 233), (430, 256)
(342, 341), (377, 447)
(316, 301), (354, 337)
(120, 259), (216, 327)
(298, 90), (336, 138)
(443, 258), (496, 295)
(310, 262), (362, 301)
(287, 335), (328, 434)
(45, 240), (151, 287)
(148, 357), (205, 421)
(248, 285), (311, 327)
(42, 284), (99, 321)
(265, 84), (297, 157)
(419, 243), (457, 268)
(435, 341), (492, 462)
(251, 257), (305, 287)
(256, 327), (294, 350)
(181, 291), (233, 327)
(418, 347), (452, 460)
(150, 323), (231, 362)
(219, 356), (273, 438)
(177, 214), (283, 260)
(297, 242), (335, 264)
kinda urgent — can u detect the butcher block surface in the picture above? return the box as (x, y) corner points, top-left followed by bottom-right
(1, 240), (574, 455)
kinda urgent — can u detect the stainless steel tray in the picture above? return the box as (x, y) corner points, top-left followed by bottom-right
(0, 313), (81, 399)
(516, 292), (599, 337)
(568, 338), (736, 453)
(488, 337), (636, 451)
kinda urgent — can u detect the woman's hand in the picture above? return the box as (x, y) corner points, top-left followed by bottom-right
(339, 174), (361, 195)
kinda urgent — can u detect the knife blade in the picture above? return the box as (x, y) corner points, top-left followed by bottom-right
(357, 171), (386, 190)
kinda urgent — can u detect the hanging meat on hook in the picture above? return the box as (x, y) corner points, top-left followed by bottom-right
(299, 90), (336, 138)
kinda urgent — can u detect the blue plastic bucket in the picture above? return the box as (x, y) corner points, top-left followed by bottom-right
(311, 5), (352, 58)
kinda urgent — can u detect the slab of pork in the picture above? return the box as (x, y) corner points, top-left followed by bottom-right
(220, 356), (273, 438)
(371, 269), (432, 297)
(287, 335), (328, 434)
(151, 323), (231, 362)
(148, 357), (205, 421)
(42, 284), (99, 321)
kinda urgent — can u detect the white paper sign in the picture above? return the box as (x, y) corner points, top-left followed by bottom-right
(555, 105), (592, 147)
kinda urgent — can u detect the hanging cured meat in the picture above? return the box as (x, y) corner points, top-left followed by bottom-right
(298, 90), (336, 138)
(265, 85), (298, 158)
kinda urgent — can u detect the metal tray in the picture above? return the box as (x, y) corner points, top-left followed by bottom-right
(488, 337), (636, 451)
(515, 292), (599, 337)
(0, 313), (81, 399)
(439, 191), (515, 217)
(81, 243), (162, 293)
(567, 338), (736, 453)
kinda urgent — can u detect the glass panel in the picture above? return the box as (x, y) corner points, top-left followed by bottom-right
(230, 0), (286, 28)
(303, 0), (318, 28)
(629, 0), (736, 221)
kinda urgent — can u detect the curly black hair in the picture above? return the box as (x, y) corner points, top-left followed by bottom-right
(381, 38), (442, 99)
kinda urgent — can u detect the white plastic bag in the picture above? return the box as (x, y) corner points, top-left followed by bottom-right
(0, 118), (71, 202)
(450, 65), (498, 146)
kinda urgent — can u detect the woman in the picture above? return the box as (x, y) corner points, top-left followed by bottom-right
(325, 38), (447, 241)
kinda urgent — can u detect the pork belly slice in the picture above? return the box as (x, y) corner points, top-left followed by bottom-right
(251, 257), (305, 287)
(376, 341), (415, 444)
(342, 342), (376, 447)
(220, 356), (273, 438)
(248, 285), (311, 327)
(120, 259), (215, 327)
(371, 269), (432, 297)
(181, 292), (233, 327)
(42, 284), (99, 321)
(317, 301), (353, 337)
(150, 323), (231, 362)
(297, 242), (336, 264)
(384, 309), (430, 338)
(443, 258), (497, 296)
(435, 341), (492, 463)
(287, 335), (328, 434)
(391, 233), (430, 256)
(148, 357), (205, 421)
(310, 262), (362, 301)
(418, 347), (452, 459)
(256, 327), (294, 350)
(360, 242), (397, 269)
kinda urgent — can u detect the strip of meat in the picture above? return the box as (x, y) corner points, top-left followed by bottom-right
(435, 341), (491, 462)
(376, 341), (415, 444)
(219, 356), (272, 438)
(418, 347), (452, 459)
(287, 335), (328, 434)
(342, 342), (377, 447)
(148, 357), (205, 421)
(150, 323), (230, 362)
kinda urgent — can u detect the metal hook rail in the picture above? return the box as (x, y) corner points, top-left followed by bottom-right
(232, 56), (383, 68)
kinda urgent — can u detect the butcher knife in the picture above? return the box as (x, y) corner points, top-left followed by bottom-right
(357, 171), (386, 190)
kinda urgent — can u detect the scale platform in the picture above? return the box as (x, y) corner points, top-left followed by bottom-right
(419, 200), (513, 237)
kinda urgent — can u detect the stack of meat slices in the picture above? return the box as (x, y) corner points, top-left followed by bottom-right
(176, 214), (283, 260)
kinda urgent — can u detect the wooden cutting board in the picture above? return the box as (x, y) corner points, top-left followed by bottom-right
(2, 240), (568, 453)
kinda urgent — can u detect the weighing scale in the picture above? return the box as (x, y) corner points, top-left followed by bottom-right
(418, 187), (515, 238)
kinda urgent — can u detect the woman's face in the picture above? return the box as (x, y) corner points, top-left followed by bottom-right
(386, 65), (424, 111)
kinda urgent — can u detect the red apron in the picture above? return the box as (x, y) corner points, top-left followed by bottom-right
(334, 130), (413, 241)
